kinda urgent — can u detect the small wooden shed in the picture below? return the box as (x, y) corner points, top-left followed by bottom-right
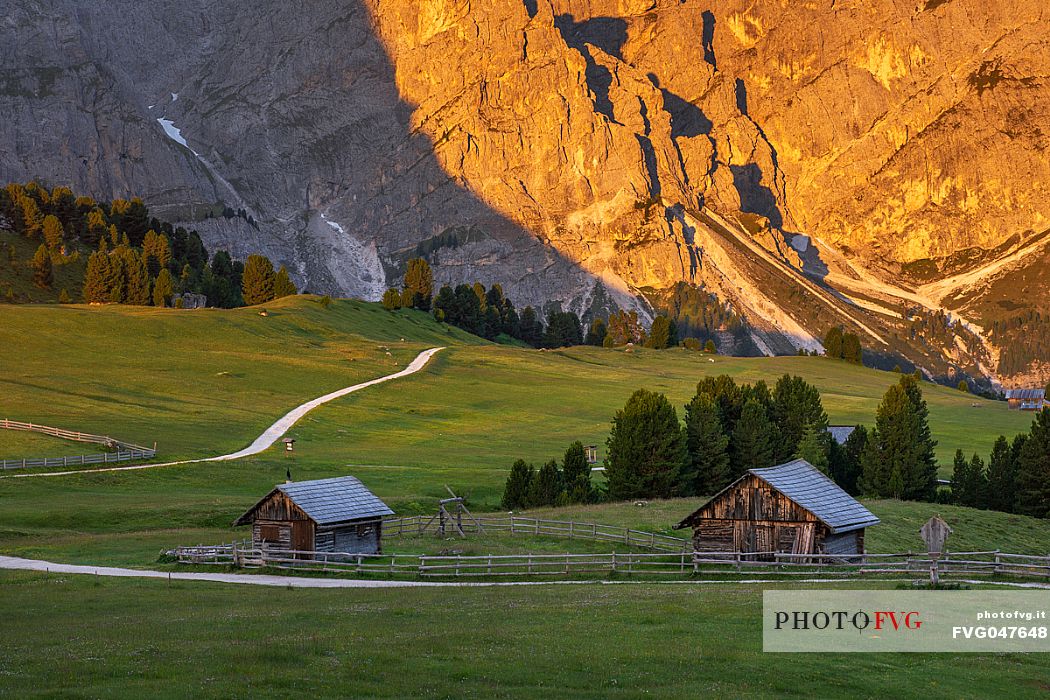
(674, 459), (879, 558)
(234, 476), (393, 555)
(1005, 388), (1047, 411)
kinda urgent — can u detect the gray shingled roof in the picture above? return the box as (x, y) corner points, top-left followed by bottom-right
(236, 476), (393, 526)
(828, 426), (856, 446)
(1006, 388), (1046, 401)
(750, 460), (879, 533)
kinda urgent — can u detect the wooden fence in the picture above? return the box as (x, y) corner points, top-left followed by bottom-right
(381, 515), (692, 552)
(171, 544), (1050, 580)
(0, 418), (156, 470)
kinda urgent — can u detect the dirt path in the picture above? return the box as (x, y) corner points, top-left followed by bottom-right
(2, 555), (1047, 589)
(0, 347), (444, 479)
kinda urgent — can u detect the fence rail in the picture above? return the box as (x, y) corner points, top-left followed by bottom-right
(0, 418), (156, 470)
(382, 515), (691, 552)
(170, 544), (1050, 580)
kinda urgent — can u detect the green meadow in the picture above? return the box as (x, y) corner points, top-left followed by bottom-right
(1, 297), (1048, 698)
(0, 572), (1046, 699)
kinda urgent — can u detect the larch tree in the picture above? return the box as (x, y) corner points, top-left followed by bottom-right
(142, 230), (172, 277)
(382, 288), (402, 310)
(152, 268), (175, 307)
(241, 254), (276, 305)
(42, 215), (64, 251)
(273, 265), (297, 298)
(30, 244), (52, 289)
(402, 257), (433, 311)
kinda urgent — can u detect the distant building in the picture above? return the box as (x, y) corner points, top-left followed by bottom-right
(585, 445), (599, 464)
(827, 426), (857, 445)
(234, 475), (393, 555)
(172, 292), (207, 309)
(674, 459), (879, 558)
(1005, 388), (1048, 411)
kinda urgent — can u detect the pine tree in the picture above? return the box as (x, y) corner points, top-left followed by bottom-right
(833, 425), (867, 495)
(951, 449), (970, 506)
(382, 288), (402, 310)
(772, 374), (829, 462)
(704, 339), (717, 353)
(986, 435), (1016, 513)
(528, 459), (563, 507)
(241, 254), (276, 305)
(520, 306), (544, 347)
(824, 326), (844, 358)
(152, 268), (175, 307)
(898, 375), (939, 500)
(42, 215), (64, 251)
(1015, 409), (1050, 518)
(585, 318), (607, 346)
(402, 257), (433, 311)
(842, 332), (863, 364)
(30, 244), (52, 288)
(683, 393), (730, 495)
(605, 389), (686, 500)
(796, 423), (830, 474)
(696, 375), (744, 435)
(730, 399), (777, 476)
(562, 441), (593, 503)
(501, 459), (534, 510)
(968, 453), (988, 509)
(273, 265), (297, 298)
(542, 309), (583, 348)
(859, 378), (938, 501)
(58, 288), (72, 304)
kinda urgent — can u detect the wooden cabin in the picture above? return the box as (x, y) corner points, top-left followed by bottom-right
(234, 475), (393, 555)
(674, 459), (879, 558)
(1005, 388), (1048, 411)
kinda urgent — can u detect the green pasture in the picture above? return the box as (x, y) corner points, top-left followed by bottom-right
(0, 572), (1046, 699)
(0, 296), (480, 460)
(0, 429), (109, 459)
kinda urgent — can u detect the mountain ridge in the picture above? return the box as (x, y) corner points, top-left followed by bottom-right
(1, 0), (1047, 386)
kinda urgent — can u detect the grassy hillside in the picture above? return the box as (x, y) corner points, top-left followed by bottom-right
(0, 430), (109, 459)
(1, 572), (1046, 699)
(0, 296), (480, 460)
(0, 297), (1043, 568)
(1, 298), (1031, 469)
(0, 228), (87, 303)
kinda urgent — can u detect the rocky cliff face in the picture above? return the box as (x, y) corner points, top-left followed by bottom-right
(1, 0), (1048, 384)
